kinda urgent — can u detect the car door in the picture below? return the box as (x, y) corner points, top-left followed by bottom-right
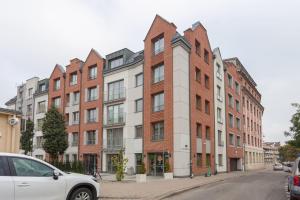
(0, 156), (14, 200)
(9, 156), (66, 200)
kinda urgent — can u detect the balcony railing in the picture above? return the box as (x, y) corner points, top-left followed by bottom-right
(103, 138), (125, 152)
(104, 112), (126, 127)
(104, 88), (126, 103)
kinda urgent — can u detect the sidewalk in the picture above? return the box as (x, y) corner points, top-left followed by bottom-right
(99, 170), (257, 199)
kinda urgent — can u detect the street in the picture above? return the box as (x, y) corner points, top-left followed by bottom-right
(167, 170), (288, 200)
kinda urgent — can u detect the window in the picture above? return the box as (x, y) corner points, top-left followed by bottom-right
(65, 154), (70, 162)
(152, 121), (164, 141)
(197, 153), (202, 167)
(11, 157), (53, 177)
(107, 128), (123, 149)
(195, 40), (201, 55)
(36, 136), (43, 148)
(86, 130), (96, 145)
(216, 63), (221, 79)
(235, 82), (240, 94)
(195, 67), (201, 82)
(53, 97), (61, 108)
(66, 93), (70, 106)
(228, 95), (234, 109)
(73, 91), (80, 105)
(237, 136), (241, 147)
(227, 74), (233, 88)
(107, 104), (124, 125)
(217, 86), (222, 101)
(153, 64), (164, 83)
(135, 99), (143, 112)
(206, 154), (211, 167)
(135, 125), (143, 138)
(204, 75), (209, 89)
(229, 114), (234, 128)
(218, 154), (223, 166)
(39, 83), (46, 92)
(205, 126), (210, 140)
(37, 101), (46, 113)
(54, 79), (60, 91)
(37, 118), (43, 131)
(0, 157), (9, 176)
(72, 132), (78, 146)
(153, 92), (164, 112)
(73, 154), (77, 161)
(204, 49), (209, 64)
(236, 118), (241, 130)
(28, 88), (33, 98)
(72, 111), (79, 124)
(88, 65), (97, 80)
(196, 123), (202, 138)
(108, 80), (124, 101)
(153, 37), (164, 55)
(109, 56), (124, 69)
(205, 100), (210, 114)
(135, 153), (143, 173)
(236, 100), (240, 112)
(27, 104), (32, 115)
(70, 72), (77, 85)
(87, 108), (97, 123)
(229, 133), (234, 146)
(87, 87), (97, 101)
(217, 108), (222, 123)
(136, 73), (143, 87)
(196, 95), (202, 110)
(218, 130), (223, 146)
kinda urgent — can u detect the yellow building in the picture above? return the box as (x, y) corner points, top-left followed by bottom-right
(0, 108), (21, 153)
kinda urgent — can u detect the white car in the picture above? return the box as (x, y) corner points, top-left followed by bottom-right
(0, 153), (100, 200)
(273, 163), (283, 171)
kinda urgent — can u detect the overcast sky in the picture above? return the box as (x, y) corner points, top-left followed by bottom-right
(0, 0), (299, 144)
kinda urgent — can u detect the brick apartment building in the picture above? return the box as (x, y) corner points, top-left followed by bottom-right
(6, 15), (264, 176)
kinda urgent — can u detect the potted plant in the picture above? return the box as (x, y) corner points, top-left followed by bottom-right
(136, 161), (147, 183)
(164, 160), (173, 180)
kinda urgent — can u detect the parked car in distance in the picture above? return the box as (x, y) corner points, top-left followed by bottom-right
(273, 163), (283, 171)
(288, 158), (300, 200)
(0, 153), (100, 200)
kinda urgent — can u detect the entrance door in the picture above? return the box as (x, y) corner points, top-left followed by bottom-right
(230, 158), (238, 171)
(107, 154), (118, 173)
(148, 153), (165, 176)
(83, 154), (97, 175)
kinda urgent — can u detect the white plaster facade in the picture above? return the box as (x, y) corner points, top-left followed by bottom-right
(213, 48), (227, 172)
(102, 62), (143, 174)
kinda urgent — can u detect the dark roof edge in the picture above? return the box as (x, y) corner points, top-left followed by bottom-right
(0, 107), (22, 116)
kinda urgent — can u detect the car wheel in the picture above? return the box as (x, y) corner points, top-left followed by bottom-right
(69, 187), (93, 200)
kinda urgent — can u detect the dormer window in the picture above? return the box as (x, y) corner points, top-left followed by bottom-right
(153, 36), (164, 55)
(109, 56), (124, 69)
(39, 83), (46, 92)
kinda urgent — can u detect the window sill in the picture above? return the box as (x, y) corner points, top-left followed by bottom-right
(151, 139), (164, 142)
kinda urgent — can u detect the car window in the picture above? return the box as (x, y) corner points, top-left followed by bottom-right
(0, 156), (10, 176)
(11, 157), (53, 177)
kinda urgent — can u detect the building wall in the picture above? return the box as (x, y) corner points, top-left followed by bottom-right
(184, 22), (215, 175)
(224, 62), (244, 171)
(213, 48), (227, 172)
(0, 112), (21, 153)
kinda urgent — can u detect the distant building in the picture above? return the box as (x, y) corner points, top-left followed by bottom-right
(0, 108), (22, 153)
(263, 142), (280, 165)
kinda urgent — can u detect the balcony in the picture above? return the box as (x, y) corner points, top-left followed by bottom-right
(103, 138), (125, 153)
(104, 88), (126, 104)
(104, 113), (126, 127)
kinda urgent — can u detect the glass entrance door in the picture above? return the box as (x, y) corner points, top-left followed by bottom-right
(148, 153), (165, 176)
(83, 154), (97, 175)
(107, 154), (118, 173)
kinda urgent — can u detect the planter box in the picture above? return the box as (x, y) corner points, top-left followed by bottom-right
(164, 172), (173, 180)
(136, 174), (146, 183)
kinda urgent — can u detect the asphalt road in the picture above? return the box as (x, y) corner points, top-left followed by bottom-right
(167, 170), (288, 200)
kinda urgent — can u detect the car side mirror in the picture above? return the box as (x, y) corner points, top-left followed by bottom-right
(53, 170), (60, 180)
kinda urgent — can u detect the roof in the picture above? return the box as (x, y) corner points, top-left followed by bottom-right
(5, 96), (17, 106)
(0, 107), (22, 116)
(171, 32), (191, 50)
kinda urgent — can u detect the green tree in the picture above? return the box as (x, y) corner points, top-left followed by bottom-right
(285, 103), (300, 147)
(20, 119), (34, 155)
(279, 144), (300, 162)
(112, 149), (128, 181)
(42, 106), (68, 161)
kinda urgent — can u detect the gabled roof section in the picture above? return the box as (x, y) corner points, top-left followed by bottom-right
(5, 96), (17, 106)
(144, 14), (177, 41)
(82, 48), (104, 69)
(50, 64), (65, 78)
(213, 47), (222, 59)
